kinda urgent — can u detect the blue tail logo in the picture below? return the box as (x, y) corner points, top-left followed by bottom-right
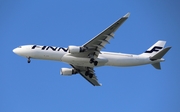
(145, 46), (163, 53)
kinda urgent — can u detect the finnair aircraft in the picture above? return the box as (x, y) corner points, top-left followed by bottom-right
(13, 13), (171, 86)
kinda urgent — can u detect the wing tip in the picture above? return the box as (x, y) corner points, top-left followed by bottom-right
(94, 83), (102, 86)
(123, 12), (130, 18)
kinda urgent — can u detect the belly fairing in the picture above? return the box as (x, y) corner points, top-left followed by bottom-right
(61, 54), (108, 67)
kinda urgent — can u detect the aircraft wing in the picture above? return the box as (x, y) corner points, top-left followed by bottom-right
(71, 65), (102, 86)
(82, 12), (130, 57)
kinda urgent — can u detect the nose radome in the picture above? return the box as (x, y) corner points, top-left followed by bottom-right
(13, 46), (30, 57)
(13, 48), (17, 54)
(13, 48), (21, 55)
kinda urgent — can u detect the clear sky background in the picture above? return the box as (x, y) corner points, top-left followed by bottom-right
(0, 0), (179, 112)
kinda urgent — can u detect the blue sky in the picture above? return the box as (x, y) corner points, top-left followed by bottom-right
(0, 0), (179, 112)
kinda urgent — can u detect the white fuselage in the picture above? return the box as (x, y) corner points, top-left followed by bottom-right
(13, 45), (163, 68)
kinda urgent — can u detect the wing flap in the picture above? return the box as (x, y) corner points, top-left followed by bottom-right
(79, 71), (102, 86)
(70, 65), (102, 86)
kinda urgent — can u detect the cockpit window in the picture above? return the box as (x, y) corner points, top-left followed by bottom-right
(18, 46), (22, 48)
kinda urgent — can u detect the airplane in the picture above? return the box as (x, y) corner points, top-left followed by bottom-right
(13, 13), (171, 86)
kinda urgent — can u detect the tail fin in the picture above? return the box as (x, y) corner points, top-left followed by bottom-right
(140, 40), (166, 57)
(140, 40), (171, 70)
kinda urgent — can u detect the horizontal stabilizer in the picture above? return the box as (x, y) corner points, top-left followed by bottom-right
(152, 63), (161, 70)
(150, 47), (171, 60)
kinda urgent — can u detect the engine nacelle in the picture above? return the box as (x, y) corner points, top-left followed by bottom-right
(60, 68), (77, 76)
(68, 46), (86, 53)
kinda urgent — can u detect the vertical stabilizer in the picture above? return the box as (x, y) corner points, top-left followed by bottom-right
(141, 40), (166, 57)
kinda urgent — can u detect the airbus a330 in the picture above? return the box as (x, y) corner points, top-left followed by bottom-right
(13, 13), (171, 86)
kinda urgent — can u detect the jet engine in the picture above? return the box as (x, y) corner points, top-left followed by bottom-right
(60, 68), (77, 76)
(68, 46), (86, 53)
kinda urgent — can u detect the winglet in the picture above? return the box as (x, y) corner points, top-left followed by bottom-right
(123, 12), (130, 18)
(99, 83), (102, 86)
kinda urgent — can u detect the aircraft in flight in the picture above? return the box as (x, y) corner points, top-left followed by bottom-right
(13, 13), (171, 86)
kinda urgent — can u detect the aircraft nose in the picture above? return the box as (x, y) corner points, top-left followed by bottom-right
(13, 48), (18, 54)
(13, 46), (31, 57)
(13, 48), (22, 55)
